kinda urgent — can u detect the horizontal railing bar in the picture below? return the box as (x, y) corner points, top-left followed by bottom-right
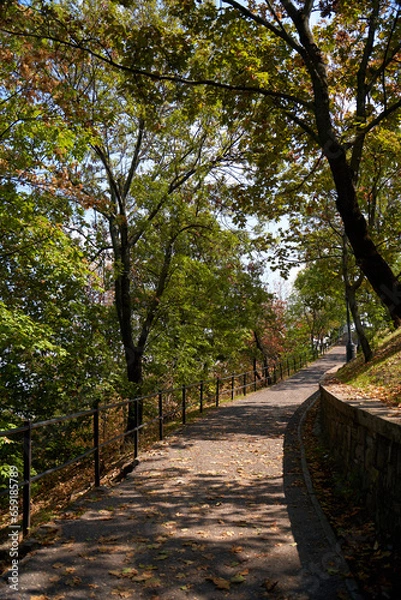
(31, 409), (95, 430)
(30, 447), (96, 483)
(0, 425), (29, 437)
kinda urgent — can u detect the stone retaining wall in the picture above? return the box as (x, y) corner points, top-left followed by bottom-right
(320, 385), (401, 545)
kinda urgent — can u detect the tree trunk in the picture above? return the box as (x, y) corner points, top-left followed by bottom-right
(253, 330), (271, 384)
(329, 151), (401, 328)
(284, 6), (401, 329)
(346, 284), (373, 363)
(341, 233), (373, 363)
(110, 217), (144, 433)
(125, 345), (144, 433)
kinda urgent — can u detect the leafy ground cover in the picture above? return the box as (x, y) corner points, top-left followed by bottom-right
(330, 330), (401, 407)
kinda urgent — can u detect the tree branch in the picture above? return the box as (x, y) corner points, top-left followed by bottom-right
(283, 109), (319, 143)
(0, 25), (312, 110)
(360, 97), (401, 137)
(303, 0), (314, 18)
(122, 117), (145, 199)
(223, 0), (303, 54)
(92, 143), (124, 215)
(350, 0), (380, 178)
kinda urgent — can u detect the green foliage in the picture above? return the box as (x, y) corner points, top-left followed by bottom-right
(0, 415), (23, 492)
(288, 262), (345, 351)
(3, 0), (399, 432)
(0, 185), (123, 420)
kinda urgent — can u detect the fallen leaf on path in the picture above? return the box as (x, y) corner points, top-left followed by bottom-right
(262, 578), (279, 591)
(131, 571), (155, 582)
(109, 568), (139, 580)
(206, 576), (231, 590)
(64, 567), (76, 574)
(65, 576), (82, 587)
(143, 577), (162, 589)
(111, 590), (134, 598)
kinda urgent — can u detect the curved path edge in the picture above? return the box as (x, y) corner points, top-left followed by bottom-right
(296, 392), (364, 600)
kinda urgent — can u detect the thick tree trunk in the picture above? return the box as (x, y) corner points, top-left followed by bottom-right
(116, 236), (174, 432)
(125, 345), (144, 433)
(283, 4), (401, 329)
(110, 218), (144, 433)
(329, 151), (401, 328)
(114, 268), (144, 432)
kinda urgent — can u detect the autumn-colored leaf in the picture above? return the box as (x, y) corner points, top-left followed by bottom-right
(109, 568), (138, 579)
(131, 571), (155, 582)
(111, 590), (134, 598)
(206, 576), (231, 590)
(143, 577), (161, 589)
(262, 578), (279, 591)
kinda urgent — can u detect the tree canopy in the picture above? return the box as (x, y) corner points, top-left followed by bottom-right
(1, 0), (401, 428)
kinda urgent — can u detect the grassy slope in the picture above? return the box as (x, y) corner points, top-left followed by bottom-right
(333, 329), (401, 407)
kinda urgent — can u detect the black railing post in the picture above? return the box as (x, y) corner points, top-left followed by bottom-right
(287, 358), (290, 376)
(182, 385), (187, 425)
(23, 420), (32, 537)
(231, 375), (235, 400)
(243, 373), (247, 396)
(253, 358), (257, 391)
(280, 362), (283, 380)
(133, 399), (139, 459)
(216, 378), (220, 407)
(159, 391), (163, 440)
(273, 364), (277, 384)
(93, 403), (100, 488)
(199, 381), (204, 413)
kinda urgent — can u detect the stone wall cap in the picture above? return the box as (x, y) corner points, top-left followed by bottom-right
(320, 384), (401, 441)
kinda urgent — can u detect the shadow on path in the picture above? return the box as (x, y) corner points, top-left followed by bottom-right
(0, 347), (353, 600)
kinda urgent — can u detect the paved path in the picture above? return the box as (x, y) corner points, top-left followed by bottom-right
(1, 347), (356, 600)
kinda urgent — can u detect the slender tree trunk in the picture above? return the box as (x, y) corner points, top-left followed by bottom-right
(253, 330), (271, 384)
(347, 284), (373, 363)
(341, 233), (373, 363)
